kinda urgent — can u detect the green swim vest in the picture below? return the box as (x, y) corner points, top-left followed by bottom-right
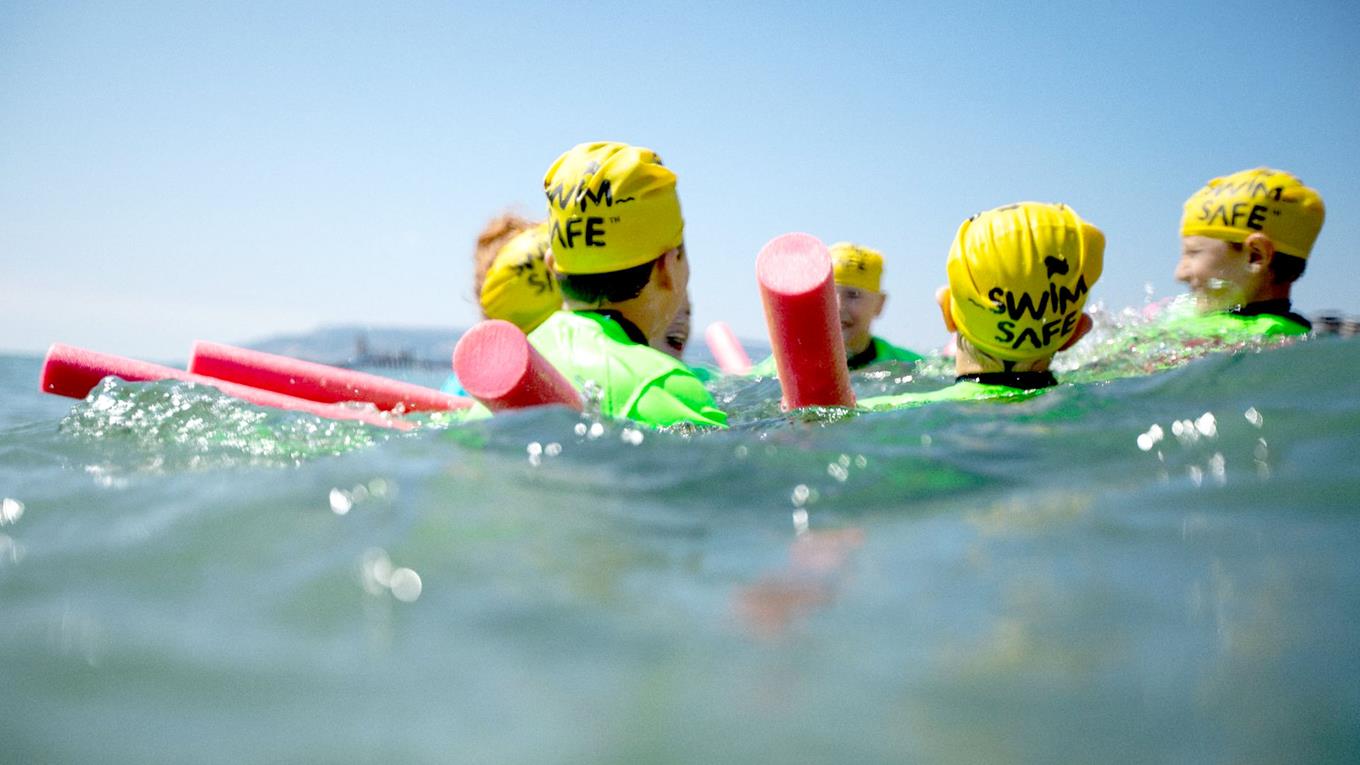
(858, 380), (1046, 411)
(1162, 309), (1310, 341)
(528, 311), (727, 429)
(749, 335), (923, 377)
(853, 337), (924, 370)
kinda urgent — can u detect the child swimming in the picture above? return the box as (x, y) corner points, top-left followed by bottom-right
(1173, 167), (1324, 336)
(860, 202), (1103, 409)
(828, 242), (924, 370)
(528, 141), (726, 428)
(751, 241), (922, 377)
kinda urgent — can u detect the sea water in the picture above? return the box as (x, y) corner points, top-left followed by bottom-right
(2, 313), (1359, 763)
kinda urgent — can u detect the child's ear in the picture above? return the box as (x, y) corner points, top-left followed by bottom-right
(653, 247), (682, 290)
(935, 286), (956, 332)
(1243, 232), (1276, 273)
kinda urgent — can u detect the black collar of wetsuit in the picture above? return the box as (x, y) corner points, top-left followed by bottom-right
(955, 371), (1058, 390)
(578, 309), (649, 345)
(1231, 299), (1313, 332)
(846, 340), (879, 371)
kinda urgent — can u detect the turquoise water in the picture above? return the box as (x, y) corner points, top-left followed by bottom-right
(2, 317), (1359, 763)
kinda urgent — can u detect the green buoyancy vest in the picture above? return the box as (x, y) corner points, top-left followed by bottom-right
(1162, 310), (1310, 341)
(749, 336), (923, 377)
(528, 311), (727, 429)
(857, 380), (1046, 411)
(855, 337), (925, 369)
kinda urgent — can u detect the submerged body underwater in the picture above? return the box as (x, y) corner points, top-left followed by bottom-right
(2, 305), (1359, 763)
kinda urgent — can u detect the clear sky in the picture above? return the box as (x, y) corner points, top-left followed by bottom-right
(3, 1), (1357, 361)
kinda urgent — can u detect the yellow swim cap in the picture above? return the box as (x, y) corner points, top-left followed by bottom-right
(1181, 167), (1325, 258)
(946, 202), (1104, 362)
(479, 222), (561, 333)
(829, 242), (884, 293)
(543, 141), (684, 275)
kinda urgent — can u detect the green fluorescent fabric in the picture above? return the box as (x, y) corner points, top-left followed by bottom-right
(858, 381), (1046, 411)
(528, 311), (728, 428)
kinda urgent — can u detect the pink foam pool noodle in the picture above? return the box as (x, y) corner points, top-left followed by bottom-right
(703, 321), (752, 375)
(40, 343), (411, 430)
(452, 320), (582, 412)
(188, 340), (470, 413)
(756, 233), (855, 410)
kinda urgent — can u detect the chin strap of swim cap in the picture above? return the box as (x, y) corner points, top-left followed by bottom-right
(946, 202), (1104, 362)
(1180, 167), (1325, 259)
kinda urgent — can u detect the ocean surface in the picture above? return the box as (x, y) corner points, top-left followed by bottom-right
(2, 310), (1359, 764)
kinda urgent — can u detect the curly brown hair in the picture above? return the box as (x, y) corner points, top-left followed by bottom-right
(472, 212), (538, 309)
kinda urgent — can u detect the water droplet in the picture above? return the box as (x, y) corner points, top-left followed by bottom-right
(329, 488), (353, 515)
(792, 509), (809, 535)
(827, 463), (849, 482)
(854, 455), (867, 468)
(1173, 419), (1200, 444)
(574, 423), (588, 437)
(361, 548), (393, 594)
(734, 445), (749, 459)
(389, 568), (423, 602)
(920, 434), (933, 447)
(1188, 465), (1204, 487)
(588, 423), (604, 439)
(0, 498), (24, 525)
(791, 484), (811, 507)
(1209, 452), (1226, 485)
(1195, 412), (1218, 438)
(1138, 423), (1166, 451)
(1244, 407), (1263, 428)
(620, 428), (644, 446)
(545, 442), (562, 457)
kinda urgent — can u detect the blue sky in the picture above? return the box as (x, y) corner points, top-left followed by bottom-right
(3, 1), (1357, 361)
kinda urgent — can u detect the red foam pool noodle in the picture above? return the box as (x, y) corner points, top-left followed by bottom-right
(756, 233), (855, 409)
(452, 321), (582, 412)
(40, 343), (410, 430)
(189, 340), (470, 412)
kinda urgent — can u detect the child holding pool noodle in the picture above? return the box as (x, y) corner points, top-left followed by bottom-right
(827, 242), (924, 370)
(859, 202), (1103, 410)
(750, 242), (922, 376)
(527, 141), (726, 429)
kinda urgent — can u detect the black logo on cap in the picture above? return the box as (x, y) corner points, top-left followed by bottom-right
(1044, 256), (1069, 278)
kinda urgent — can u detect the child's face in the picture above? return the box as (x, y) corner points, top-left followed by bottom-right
(836, 285), (885, 355)
(1175, 235), (1255, 311)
